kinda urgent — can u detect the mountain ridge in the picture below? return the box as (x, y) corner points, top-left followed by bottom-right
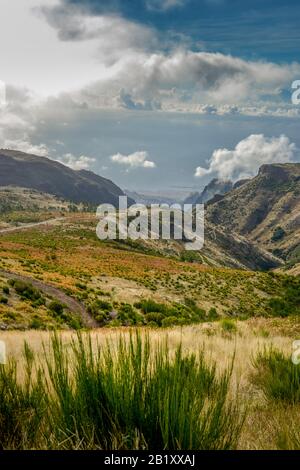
(0, 149), (133, 206)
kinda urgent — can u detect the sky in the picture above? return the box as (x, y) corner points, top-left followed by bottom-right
(0, 0), (300, 192)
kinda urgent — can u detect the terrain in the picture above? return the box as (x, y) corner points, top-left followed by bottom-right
(207, 163), (300, 269)
(0, 156), (299, 451)
(0, 149), (132, 206)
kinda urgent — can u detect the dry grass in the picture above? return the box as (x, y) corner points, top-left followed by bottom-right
(1, 319), (298, 449)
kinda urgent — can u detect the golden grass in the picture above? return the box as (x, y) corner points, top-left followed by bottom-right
(1, 319), (298, 449)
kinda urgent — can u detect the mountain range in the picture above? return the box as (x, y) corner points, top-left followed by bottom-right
(0, 149), (132, 206)
(0, 149), (298, 272)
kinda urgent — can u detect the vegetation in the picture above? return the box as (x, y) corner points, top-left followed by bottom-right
(0, 332), (243, 450)
(252, 347), (300, 404)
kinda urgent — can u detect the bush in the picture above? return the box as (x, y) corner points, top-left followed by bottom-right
(134, 299), (167, 315)
(13, 280), (42, 302)
(145, 312), (164, 326)
(2, 286), (9, 295)
(161, 316), (179, 327)
(271, 226), (286, 242)
(117, 304), (143, 326)
(48, 300), (65, 316)
(220, 319), (237, 334)
(0, 297), (8, 305)
(87, 299), (112, 319)
(252, 348), (300, 404)
(0, 333), (244, 449)
(208, 308), (219, 321)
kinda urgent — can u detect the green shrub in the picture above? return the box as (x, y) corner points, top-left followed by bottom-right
(135, 299), (167, 315)
(0, 297), (8, 305)
(271, 226), (286, 242)
(208, 308), (219, 321)
(161, 316), (179, 327)
(13, 280), (41, 302)
(117, 304), (143, 326)
(220, 319), (237, 333)
(145, 312), (164, 326)
(252, 348), (300, 404)
(75, 282), (87, 290)
(30, 318), (44, 330)
(48, 300), (65, 316)
(87, 299), (112, 319)
(2, 286), (9, 295)
(0, 333), (243, 450)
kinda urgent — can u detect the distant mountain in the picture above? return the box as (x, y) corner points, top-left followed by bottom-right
(183, 192), (201, 205)
(0, 149), (133, 206)
(124, 189), (178, 205)
(184, 179), (234, 206)
(207, 163), (300, 267)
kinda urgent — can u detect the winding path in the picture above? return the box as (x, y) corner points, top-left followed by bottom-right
(0, 218), (98, 328)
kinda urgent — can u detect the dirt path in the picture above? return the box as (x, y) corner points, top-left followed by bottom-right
(0, 217), (99, 328)
(0, 217), (65, 234)
(0, 270), (98, 328)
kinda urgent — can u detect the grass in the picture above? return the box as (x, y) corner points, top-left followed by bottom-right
(252, 347), (300, 404)
(0, 213), (296, 325)
(0, 331), (243, 450)
(2, 320), (300, 449)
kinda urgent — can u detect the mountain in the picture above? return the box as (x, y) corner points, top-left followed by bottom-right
(124, 189), (177, 205)
(196, 178), (233, 204)
(206, 163), (300, 267)
(0, 149), (132, 206)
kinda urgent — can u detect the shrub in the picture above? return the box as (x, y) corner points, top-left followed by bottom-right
(161, 316), (179, 327)
(0, 297), (8, 305)
(220, 319), (237, 334)
(48, 300), (65, 317)
(75, 282), (87, 291)
(252, 348), (300, 404)
(13, 281), (41, 302)
(2, 286), (9, 295)
(0, 333), (244, 450)
(117, 304), (143, 326)
(30, 318), (43, 330)
(271, 226), (286, 242)
(135, 299), (167, 315)
(87, 299), (112, 319)
(145, 312), (164, 326)
(208, 308), (219, 321)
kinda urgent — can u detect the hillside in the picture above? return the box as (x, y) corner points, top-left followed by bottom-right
(0, 149), (131, 206)
(207, 163), (300, 267)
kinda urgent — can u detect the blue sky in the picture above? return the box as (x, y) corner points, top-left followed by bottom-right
(0, 0), (300, 193)
(66, 0), (300, 62)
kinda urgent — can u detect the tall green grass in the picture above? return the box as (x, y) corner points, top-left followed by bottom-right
(252, 347), (300, 404)
(0, 332), (243, 450)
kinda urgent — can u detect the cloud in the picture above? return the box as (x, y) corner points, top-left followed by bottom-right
(110, 151), (156, 169)
(71, 49), (300, 113)
(146, 0), (188, 11)
(195, 134), (298, 181)
(37, 2), (157, 64)
(56, 153), (96, 170)
(1, 140), (50, 156)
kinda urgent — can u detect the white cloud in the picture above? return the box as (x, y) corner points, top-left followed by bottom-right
(146, 0), (188, 11)
(110, 151), (156, 169)
(38, 2), (157, 65)
(56, 153), (96, 170)
(73, 50), (300, 113)
(1, 140), (49, 156)
(195, 134), (298, 181)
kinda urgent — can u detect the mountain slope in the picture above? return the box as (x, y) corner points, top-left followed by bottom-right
(207, 163), (300, 266)
(0, 149), (131, 206)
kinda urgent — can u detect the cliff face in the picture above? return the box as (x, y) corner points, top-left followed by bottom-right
(206, 163), (300, 266)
